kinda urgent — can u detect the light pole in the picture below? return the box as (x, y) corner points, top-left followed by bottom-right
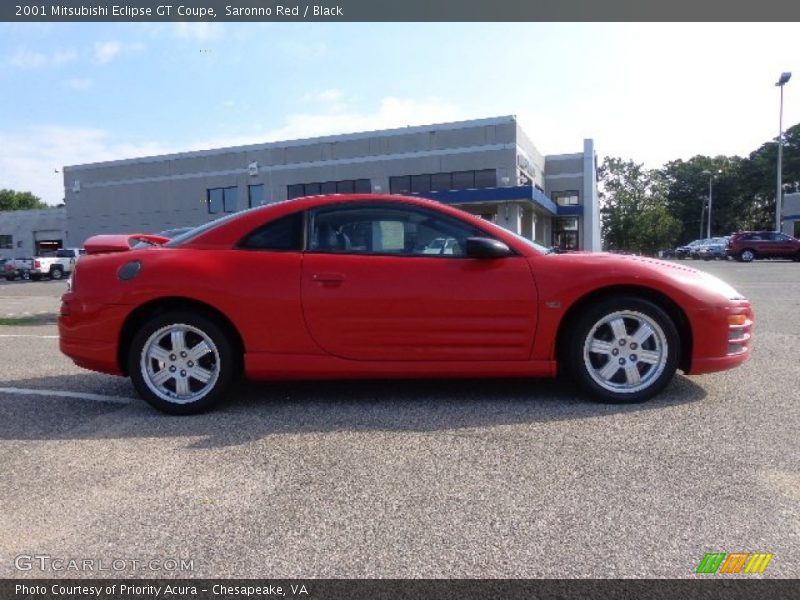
(776, 71), (791, 233)
(702, 169), (720, 238)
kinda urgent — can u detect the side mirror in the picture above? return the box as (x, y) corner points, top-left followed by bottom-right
(465, 237), (512, 259)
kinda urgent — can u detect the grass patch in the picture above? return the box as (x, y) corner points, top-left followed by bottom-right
(0, 316), (50, 326)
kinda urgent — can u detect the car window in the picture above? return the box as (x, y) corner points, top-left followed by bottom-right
(238, 212), (304, 251)
(307, 202), (486, 257)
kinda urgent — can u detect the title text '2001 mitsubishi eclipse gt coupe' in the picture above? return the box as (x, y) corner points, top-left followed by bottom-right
(59, 194), (753, 415)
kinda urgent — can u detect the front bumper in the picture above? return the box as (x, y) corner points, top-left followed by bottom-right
(686, 301), (753, 375)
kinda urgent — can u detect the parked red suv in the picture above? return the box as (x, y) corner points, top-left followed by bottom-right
(727, 231), (800, 262)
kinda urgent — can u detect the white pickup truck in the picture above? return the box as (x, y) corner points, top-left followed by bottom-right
(29, 248), (84, 281)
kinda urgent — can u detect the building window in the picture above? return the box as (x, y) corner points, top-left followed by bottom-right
(389, 169), (497, 194)
(410, 174), (431, 193)
(248, 184), (266, 208)
(0, 235), (12, 249)
(554, 217), (580, 250)
(389, 176), (411, 194)
(287, 179), (371, 200)
(207, 186), (238, 214)
(553, 191), (580, 206)
(451, 171), (475, 190)
(474, 169), (496, 189)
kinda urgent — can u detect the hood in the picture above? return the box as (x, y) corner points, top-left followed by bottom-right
(550, 252), (746, 301)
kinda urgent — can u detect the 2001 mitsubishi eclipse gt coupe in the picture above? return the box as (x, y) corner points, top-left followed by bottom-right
(59, 194), (753, 414)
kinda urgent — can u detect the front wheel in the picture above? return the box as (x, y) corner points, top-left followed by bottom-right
(129, 311), (238, 414)
(564, 297), (680, 403)
(739, 249), (755, 262)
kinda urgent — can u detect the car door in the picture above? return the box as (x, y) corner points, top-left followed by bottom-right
(300, 201), (538, 362)
(768, 232), (796, 258)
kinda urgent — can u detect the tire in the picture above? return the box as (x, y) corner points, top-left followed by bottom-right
(128, 311), (239, 415)
(563, 296), (680, 403)
(739, 249), (755, 263)
(50, 267), (63, 280)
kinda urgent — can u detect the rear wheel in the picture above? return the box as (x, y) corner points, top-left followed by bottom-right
(129, 311), (238, 414)
(564, 297), (680, 403)
(50, 266), (63, 280)
(739, 249), (755, 262)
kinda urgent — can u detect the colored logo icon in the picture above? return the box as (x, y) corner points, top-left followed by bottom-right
(696, 552), (773, 574)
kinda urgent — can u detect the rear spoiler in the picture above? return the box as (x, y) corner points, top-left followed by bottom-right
(83, 234), (170, 255)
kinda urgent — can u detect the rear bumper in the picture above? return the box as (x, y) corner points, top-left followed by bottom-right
(59, 334), (122, 375)
(58, 294), (129, 376)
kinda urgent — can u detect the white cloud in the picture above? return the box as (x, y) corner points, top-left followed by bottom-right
(92, 41), (144, 64)
(184, 96), (466, 151)
(9, 49), (47, 68)
(94, 41), (122, 64)
(7, 48), (77, 69)
(0, 126), (171, 206)
(172, 22), (224, 41)
(66, 78), (93, 90)
(0, 97), (463, 205)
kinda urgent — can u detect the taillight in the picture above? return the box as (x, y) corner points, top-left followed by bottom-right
(34, 259), (41, 268)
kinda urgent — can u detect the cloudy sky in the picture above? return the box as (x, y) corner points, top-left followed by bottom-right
(1, 22), (798, 205)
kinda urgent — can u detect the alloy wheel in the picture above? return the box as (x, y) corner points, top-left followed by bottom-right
(582, 310), (669, 394)
(139, 323), (221, 405)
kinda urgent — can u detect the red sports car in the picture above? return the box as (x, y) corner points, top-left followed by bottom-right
(59, 194), (753, 414)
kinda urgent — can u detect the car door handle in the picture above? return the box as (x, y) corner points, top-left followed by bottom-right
(312, 272), (345, 285)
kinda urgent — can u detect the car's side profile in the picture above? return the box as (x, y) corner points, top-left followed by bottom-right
(727, 230), (800, 262)
(59, 194), (753, 414)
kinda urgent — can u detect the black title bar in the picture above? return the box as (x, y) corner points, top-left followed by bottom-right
(4, 579), (800, 600)
(4, 0), (800, 22)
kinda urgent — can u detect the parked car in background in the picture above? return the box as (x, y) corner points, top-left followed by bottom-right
(727, 231), (800, 262)
(675, 239), (707, 259)
(60, 193), (753, 415)
(422, 237), (460, 255)
(698, 237), (730, 261)
(29, 247), (85, 281)
(3, 257), (33, 281)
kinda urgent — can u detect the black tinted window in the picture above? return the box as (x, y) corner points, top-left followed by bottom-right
(238, 212), (303, 251)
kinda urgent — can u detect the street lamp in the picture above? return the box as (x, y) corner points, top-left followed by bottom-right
(702, 169), (721, 238)
(776, 71), (791, 233)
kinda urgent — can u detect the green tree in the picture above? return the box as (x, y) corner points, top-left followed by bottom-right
(662, 155), (744, 243)
(599, 157), (680, 254)
(0, 189), (47, 211)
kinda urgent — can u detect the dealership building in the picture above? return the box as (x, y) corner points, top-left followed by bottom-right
(62, 116), (600, 251)
(0, 207), (67, 260)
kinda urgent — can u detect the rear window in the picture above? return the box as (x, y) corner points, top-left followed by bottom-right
(164, 209), (255, 247)
(238, 212), (304, 251)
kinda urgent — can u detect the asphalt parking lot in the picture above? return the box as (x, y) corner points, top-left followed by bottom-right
(1, 261), (798, 578)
